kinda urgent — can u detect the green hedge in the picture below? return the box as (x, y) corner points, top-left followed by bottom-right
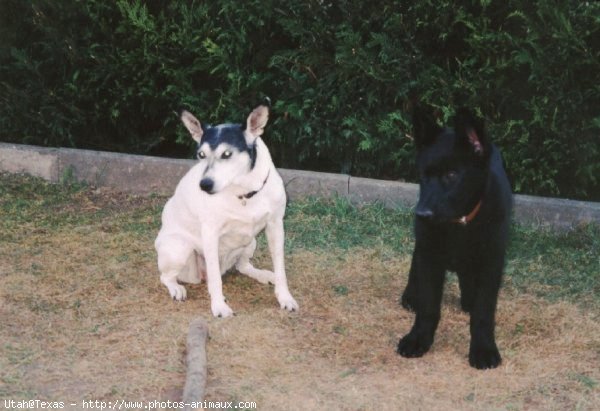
(1, 1), (599, 200)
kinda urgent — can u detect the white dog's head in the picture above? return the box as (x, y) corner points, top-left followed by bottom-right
(180, 101), (270, 194)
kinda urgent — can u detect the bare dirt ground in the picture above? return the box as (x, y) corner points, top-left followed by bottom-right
(1, 179), (598, 410)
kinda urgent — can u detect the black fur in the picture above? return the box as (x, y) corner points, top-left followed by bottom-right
(201, 124), (246, 151)
(186, 98), (270, 169)
(397, 105), (512, 369)
(197, 124), (257, 169)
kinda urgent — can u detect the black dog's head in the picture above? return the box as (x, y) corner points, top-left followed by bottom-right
(413, 106), (491, 224)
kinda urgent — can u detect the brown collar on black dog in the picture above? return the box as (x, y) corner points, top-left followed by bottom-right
(453, 200), (482, 225)
(238, 170), (270, 204)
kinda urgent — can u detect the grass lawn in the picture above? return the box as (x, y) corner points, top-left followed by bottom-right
(1, 173), (598, 410)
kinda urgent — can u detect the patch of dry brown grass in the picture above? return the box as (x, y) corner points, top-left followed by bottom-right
(1, 178), (598, 410)
(202, 251), (599, 410)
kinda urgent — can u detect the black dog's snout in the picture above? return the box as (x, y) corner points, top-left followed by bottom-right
(416, 208), (434, 220)
(199, 178), (214, 193)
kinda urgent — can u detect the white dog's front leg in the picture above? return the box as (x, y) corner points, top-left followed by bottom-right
(202, 230), (234, 318)
(266, 218), (299, 312)
(236, 239), (275, 285)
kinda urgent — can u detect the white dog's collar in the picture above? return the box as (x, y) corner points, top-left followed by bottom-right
(237, 170), (270, 205)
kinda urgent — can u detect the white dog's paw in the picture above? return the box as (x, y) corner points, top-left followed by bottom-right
(211, 299), (234, 318)
(166, 283), (187, 301)
(254, 270), (276, 285)
(276, 288), (299, 312)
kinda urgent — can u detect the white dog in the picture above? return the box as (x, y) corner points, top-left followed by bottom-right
(154, 101), (298, 317)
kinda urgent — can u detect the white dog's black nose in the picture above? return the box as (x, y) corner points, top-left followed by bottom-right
(200, 178), (214, 193)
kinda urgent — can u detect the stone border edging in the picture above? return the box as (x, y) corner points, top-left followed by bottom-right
(1, 142), (599, 230)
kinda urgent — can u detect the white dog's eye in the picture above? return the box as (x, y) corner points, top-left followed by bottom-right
(197, 151), (206, 159)
(221, 150), (232, 159)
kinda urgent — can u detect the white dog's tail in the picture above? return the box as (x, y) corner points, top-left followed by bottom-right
(178, 252), (205, 284)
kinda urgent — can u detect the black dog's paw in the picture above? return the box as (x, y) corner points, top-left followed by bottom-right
(469, 343), (501, 369)
(400, 289), (417, 312)
(397, 333), (432, 358)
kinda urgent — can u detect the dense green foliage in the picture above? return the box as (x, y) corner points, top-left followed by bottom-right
(1, 1), (599, 199)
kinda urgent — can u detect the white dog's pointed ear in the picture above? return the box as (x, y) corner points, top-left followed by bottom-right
(180, 110), (203, 143)
(245, 100), (270, 144)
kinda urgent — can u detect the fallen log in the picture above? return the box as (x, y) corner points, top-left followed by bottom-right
(183, 317), (208, 409)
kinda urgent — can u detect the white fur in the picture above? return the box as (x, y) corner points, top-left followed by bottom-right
(155, 110), (298, 318)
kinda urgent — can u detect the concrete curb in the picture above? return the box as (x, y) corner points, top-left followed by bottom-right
(1, 142), (599, 230)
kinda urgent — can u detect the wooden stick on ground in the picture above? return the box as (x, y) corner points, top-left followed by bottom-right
(183, 317), (209, 409)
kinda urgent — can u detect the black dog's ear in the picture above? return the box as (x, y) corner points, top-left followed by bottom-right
(412, 105), (442, 150)
(454, 108), (489, 156)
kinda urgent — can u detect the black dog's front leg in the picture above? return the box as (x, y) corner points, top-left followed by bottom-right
(468, 252), (504, 369)
(400, 251), (418, 312)
(397, 252), (445, 358)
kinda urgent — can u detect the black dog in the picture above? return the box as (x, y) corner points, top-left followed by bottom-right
(397, 106), (512, 369)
